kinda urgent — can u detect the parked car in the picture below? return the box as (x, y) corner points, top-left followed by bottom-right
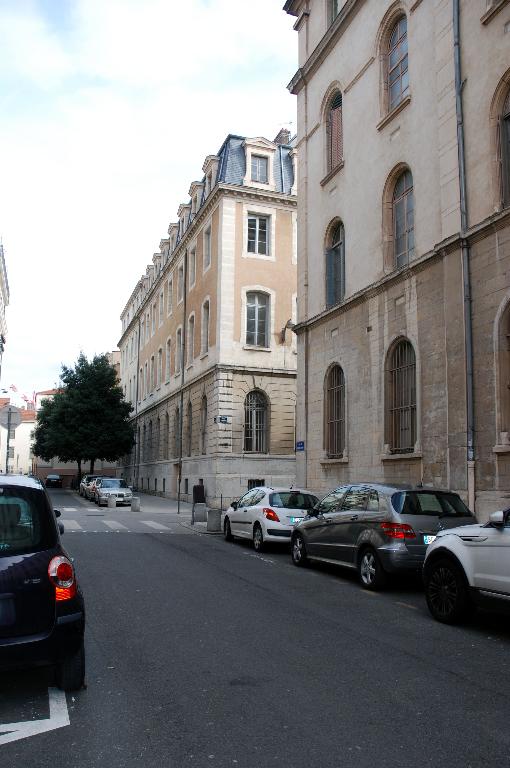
(0, 474), (85, 691)
(423, 507), (510, 623)
(79, 474), (96, 497)
(94, 478), (132, 507)
(290, 484), (475, 590)
(84, 476), (100, 500)
(224, 487), (319, 552)
(45, 474), (62, 488)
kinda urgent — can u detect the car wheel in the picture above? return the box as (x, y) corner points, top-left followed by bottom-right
(424, 557), (471, 624)
(224, 517), (233, 542)
(55, 642), (85, 692)
(358, 548), (387, 590)
(253, 524), (264, 553)
(291, 532), (308, 567)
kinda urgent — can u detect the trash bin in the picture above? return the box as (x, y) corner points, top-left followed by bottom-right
(107, 496), (116, 509)
(131, 497), (141, 512)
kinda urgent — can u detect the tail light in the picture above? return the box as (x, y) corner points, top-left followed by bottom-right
(263, 508), (280, 522)
(48, 556), (77, 601)
(380, 522), (416, 540)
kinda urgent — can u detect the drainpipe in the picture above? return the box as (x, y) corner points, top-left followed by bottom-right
(177, 250), (188, 515)
(134, 315), (141, 490)
(453, 0), (475, 511)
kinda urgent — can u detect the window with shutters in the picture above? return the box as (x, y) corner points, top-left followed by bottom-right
(325, 365), (345, 458)
(393, 169), (414, 268)
(246, 292), (270, 347)
(325, 222), (345, 308)
(244, 391), (268, 453)
(247, 215), (269, 255)
(386, 339), (417, 454)
(388, 16), (409, 112)
(503, 90), (510, 207)
(327, 92), (343, 172)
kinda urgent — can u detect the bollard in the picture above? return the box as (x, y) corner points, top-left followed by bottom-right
(131, 497), (141, 512)
(107, 495), (116, 509)
(193, 503), (207, 523)
(206, 508), (222, 532)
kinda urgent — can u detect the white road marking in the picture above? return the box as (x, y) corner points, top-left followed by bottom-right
(0, 687), (70, 745)
(141, 520), (171, 531)
(243, 552), (275, 565)
(394, 601), (418, 611)
(63, 519), (83, 531)
(62, 507), (77, 512)
(103, 520), (129, 531)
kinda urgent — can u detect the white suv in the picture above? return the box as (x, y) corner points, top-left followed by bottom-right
(423, 508), (510, 623)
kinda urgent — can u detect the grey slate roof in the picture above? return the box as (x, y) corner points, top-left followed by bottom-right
(215, 134), (295, 195)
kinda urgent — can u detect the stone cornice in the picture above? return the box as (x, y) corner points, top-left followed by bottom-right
(287, 0), (365, 95)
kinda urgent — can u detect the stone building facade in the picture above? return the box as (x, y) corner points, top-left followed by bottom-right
(284, 0), (510, 517)
(0, 244), (9, 380)
(118, 131), (297, 507)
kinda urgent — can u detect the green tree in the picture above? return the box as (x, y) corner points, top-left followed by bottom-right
(32, 353), (135, 478)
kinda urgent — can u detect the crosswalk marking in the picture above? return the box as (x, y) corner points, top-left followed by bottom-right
(62, 507), (77, 512)
(140, 520), (171, 531)
(63, 519), (83, 530)
(103, 520), (129, 531)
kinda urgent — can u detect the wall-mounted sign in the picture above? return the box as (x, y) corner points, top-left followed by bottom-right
(214, 415), (229, 424)
(296, 441), (305, 452)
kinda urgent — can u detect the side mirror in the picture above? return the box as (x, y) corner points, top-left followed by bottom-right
(489, 510), (504, 527)
(58, 522), (65, 535)
(54, 509), (61, 518)
(231, 501), (238, 510)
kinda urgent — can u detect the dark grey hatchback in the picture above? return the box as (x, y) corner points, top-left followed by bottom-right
(0, 475), (85, 690)
(291, 484), (475, 590)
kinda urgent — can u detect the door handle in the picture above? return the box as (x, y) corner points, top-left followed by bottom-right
(350, 515), (359, 521)
(243, 509), (248, 514)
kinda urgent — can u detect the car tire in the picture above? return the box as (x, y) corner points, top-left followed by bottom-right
(424, 557), (471, 624)
(358, 547), (387, 591)
(291, 532), (308, 567)
(224, 517), (233, 542)
(55, 641), (85, 692)
(253, 524), (264, 553)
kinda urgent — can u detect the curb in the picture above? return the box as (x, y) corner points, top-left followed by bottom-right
(178, 521), (223, 535)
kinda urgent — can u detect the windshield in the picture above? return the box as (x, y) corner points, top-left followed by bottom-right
(392, 491), (473, 518)
(101, 479), (128, 489)
(0, 486), (57, 556)
(269, 492), (319, 510)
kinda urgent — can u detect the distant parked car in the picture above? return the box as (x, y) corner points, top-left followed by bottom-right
(45, 474), (62, 488)
(224, 487), (319, 552)
(79, 475), (96, 497)
(0, 474), (85, 691)
(94, 478), (132, 507)
(423, 507), (510, 623)
(290, 484), (475, 590)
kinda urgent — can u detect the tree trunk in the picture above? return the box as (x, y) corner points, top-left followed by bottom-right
(77, 459), (82, 484)
(89, 459), (95, 474)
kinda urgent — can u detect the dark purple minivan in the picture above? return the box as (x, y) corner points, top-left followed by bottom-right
(0, 475), (85, 691)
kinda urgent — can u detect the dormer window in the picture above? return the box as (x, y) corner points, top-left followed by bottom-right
(251, 155), (269, 184)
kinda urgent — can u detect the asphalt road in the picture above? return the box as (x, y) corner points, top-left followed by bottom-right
(1, 489), (510, 768)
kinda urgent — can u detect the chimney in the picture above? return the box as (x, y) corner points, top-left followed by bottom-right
(273, 128), (291, 146)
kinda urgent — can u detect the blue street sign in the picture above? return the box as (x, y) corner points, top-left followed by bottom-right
(296, 441), (305, 451)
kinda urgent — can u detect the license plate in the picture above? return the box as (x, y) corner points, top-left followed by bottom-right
(424, 535), (436, 545)
(289, 517), (302, 524)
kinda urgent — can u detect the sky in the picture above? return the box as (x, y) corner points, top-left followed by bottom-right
(0, 0), (297, 404)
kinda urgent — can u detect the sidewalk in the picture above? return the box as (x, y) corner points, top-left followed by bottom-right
(131, 492), (223, 535)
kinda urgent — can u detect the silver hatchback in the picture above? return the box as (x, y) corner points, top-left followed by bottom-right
(291, 484), (475, 590)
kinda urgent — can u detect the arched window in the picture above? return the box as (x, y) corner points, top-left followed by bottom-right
(244, 391), (268, 453)
(326, 91), (343, 172)
(326, 222), (345, 308)
(148, 421), (153, 462)
(156, 417), (161, 460)
(246, 292), (270, 347)
(164, 413), (170, 460)
(200, 396), (208, 455)
(325, 365), (345, 457)
(174, 407), (180, 457)
(502, 90), (510, 207)
(186, 401), (192, 457)
(497, 302), (510, 441)
(393, 169), (414, 267)
(188, 315), (195, 365)
(386, 339), (416, 454)
(388, 16), (409, 112)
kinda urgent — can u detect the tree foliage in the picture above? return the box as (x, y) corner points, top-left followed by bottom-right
(32, 353), (134, 475)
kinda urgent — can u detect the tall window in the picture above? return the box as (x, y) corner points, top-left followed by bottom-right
(244, 391), (268, 453)
(201, 300), (210, 354)
(387, 339), (416, 454)
(165, 339), (171, 381)
(157, 348), (162, 388)
(174, 407), (180, 457)
(329, 0), (339, 25)
(200, 396), (208, 455)
(189, 248), (196, 288)
(251, 154), (268, 183)
(145, 313), (150, 342)
(159, 292), (164, 325)
(176, 328), (182, 374)
(152, 303), (156, 335)
(144, 362), (148, 397)
(139, 367), (143, 400)
(327, 92), (343, 172)
(188, 315), (195, 365)
(325, 222), (345, 308)
(248, 215), (269, 255)
(388, 16), (409, 111)
(150, 356), (155, 392)
(142, 425), (146, 462)
(503, 91), (510, 207)
(204, 227), (211, 270)
(177, 264), (184, 303)
(156, 417), (161, 461)
(246, 292), (269, 347)
(393, 169), (414, 267)
(164, 413), (170, 460)
(325, 365), (345, 458)
(167, 277), (173, 316)
(186, 401), (192, 457)
(148, 421), (153, 461)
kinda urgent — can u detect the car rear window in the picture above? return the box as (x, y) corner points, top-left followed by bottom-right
(392, 491), (473, 518)
(0, 486), (57, 556)
(269, 492), (319, 510)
